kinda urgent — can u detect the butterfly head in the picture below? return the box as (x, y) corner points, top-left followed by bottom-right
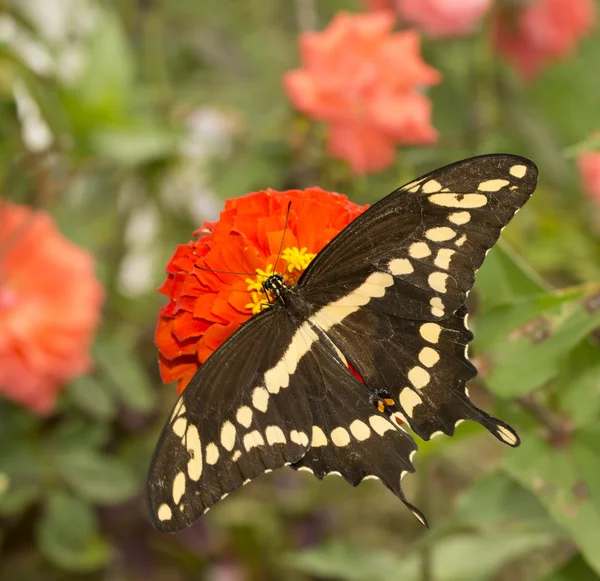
(263, 273), (286, 302)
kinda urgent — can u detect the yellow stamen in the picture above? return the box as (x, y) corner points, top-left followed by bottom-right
(245, 292), (270, 315)
(282, 247), (316, 273)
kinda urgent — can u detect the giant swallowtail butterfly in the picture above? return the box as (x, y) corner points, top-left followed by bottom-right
(148, 154), (538, 531)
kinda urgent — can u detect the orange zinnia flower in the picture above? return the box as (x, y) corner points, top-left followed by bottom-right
(156, 188), (367, 393)
(283, 11), (441, 174)
(0, 201), (104, 414)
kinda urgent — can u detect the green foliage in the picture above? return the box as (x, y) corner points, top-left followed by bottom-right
(1, 0), (600, 580)
(37, 492), (110, 571)
(505, 431), (600, 574)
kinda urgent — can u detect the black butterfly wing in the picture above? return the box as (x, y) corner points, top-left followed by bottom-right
(147, 307), (315, 532)
(149, 154), (537, 531)
(298, 154), (537, 445)
(288, 328), (427, 525)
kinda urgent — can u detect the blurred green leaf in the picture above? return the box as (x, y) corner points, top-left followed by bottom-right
(0, 403), (39, 448)
(474, 287), (584, 352)
(475, 243), (548, 310)
(530, 27), (600, 145)
(288, 532), (555, 581)
(68, 376), (117, 421)
(0, 443), (44, 517)
(504, 432), (600, 575)
(60, 8), (134, 135)
(556, 341), (600, 427)
(49, 418), (110, 451)
(455, 472), (559, 533)
(541, 554), (600, 581)
(37, 491), (109, 572)
(90, 125), (179, 165)
(572, 426), (600, 515)
(93, 336), (157, 414)
(476, 287), (600, 398)
(56, 449), (138, 505)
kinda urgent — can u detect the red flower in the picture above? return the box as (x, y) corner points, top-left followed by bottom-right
(394, 0), (493, 37)
(492, 0), (596, 79)
(0, 202), (104, 414)
(578, 151), (600, 203)
(283, 11), (441, 174)
(156, 188), (367, 393)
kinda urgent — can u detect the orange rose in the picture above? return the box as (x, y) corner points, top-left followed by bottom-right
(492, 0), (596, 79)
(155, 188), (366, 393)
(578, 151), (600, 203)
(0, 202), (104, 414)
(283, 11), (441, 174)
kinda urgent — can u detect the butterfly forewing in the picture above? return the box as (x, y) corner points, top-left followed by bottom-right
(148, 308), (314, 532)
(298, 154), (536, 445)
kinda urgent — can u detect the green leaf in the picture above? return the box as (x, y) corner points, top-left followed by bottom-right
(504, 432), (600, 575)
(90, 124), (179, 165)
(287, 532), (555, 581)
(0, 470), (41, 518)
(62, 8), (134, 130)
(37, 491), (109, 572)
(572, 426), (600, 516)
(475, 243), (548, 310)
(475, 287), (600, 398)
(455, 472), (558, 533)
(286, 541), (401, 581)
(0, 402), (40, 447)
(556, 341), (600, 427)
(541, 554), (600, 581)
(93, 336), (156, 414)
(56, 449), (138, 505)
(530, 26), (600, 145)
(49, 418), (110, 452)
(0, 443), (43, 517)
(69, 376), (117, 421)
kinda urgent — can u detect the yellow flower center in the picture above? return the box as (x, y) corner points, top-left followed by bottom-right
(244, 247), (316, 314)
(281, 247), (316, 272)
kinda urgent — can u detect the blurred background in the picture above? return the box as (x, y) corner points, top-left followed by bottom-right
(1, 0), (600, 579)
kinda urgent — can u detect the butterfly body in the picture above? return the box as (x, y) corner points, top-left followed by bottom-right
(148, 154), (538, 533)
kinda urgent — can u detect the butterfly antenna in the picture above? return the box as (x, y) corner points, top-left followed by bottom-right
(273, 201), (292, 274)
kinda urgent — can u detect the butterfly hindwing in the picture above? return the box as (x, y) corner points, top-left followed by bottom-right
(288, 328), (427, 524)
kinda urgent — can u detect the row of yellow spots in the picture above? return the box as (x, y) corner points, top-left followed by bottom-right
(245, 247), (316, 314)
(396, 322), (444, 421)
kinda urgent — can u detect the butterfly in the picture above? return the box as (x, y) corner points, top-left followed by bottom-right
(147, 154), (538, 532)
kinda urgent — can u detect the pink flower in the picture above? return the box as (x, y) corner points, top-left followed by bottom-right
(365, 0), (395, 10)
(493, 0), (596, 79)
(283, 11), (441, 174)
(0, 202), (104, 414)
(395, 0), (493, 37)
(578, 152), (600, 203)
